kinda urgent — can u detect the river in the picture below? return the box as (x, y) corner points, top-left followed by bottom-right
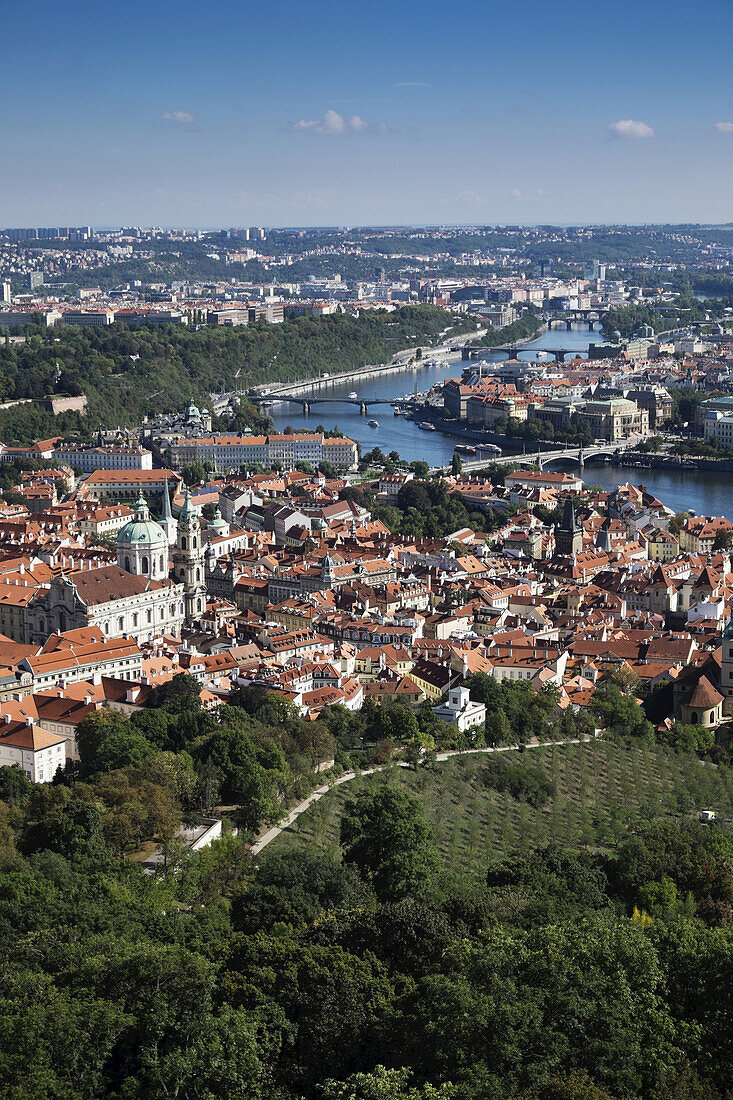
(272, 324), (607, 467)
(271, 324), (733, 518)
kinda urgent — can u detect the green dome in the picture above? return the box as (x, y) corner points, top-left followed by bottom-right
(209, 507), (227, 535)
(117, 492), (167, 547)
(117, 519), (166, 545)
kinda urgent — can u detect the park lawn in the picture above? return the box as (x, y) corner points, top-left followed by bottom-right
(265, 741), (733, 877)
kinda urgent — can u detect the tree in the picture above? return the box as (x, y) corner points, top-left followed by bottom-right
(182, 461), (207, 486)
(410, 460), (430, 479)
(76, 709), (132, 773)
(713, 530), (733, 551)
(23, 791), (109, 861)
(94, 728), (155, 773)
(592, 682), (653, 742)
(451, 453), (463, 476)
(340, 785), (439, 901)
(321, 1065), (457, 1099)
(0, 764), (33, 805)
(231, 849), (365, 934)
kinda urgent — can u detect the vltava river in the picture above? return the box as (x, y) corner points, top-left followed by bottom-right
(271, 325), (733, 518)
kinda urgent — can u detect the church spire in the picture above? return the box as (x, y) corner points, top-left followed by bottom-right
(159, 478), (178, 547)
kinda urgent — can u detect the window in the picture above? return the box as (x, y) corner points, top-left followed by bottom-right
(124, 556), (130, 572)
(133, 612), (138, 627)
(181, 537), (187, 550)
(142, 556), (149, 573)
(117, 617), (124, 632)
(146, 610), (152, 624)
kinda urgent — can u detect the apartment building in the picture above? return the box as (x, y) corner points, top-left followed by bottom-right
(81, 468), (182, 500)
(169, 433), (358, 472)
(54, 445), (153, 472)
(62, 310), (115, 327)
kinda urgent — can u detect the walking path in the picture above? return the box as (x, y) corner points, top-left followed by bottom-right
(250, 735), (591, 856)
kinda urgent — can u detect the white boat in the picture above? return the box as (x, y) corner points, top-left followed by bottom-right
(368, 419), (380, 428)
(348, 391), (358, 399)
(418, 422), (436, 431)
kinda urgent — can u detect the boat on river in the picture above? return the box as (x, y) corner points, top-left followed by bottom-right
(368, 419), (380, 428)
(348, 391), (358, 399)
(418, 422), (436, 431)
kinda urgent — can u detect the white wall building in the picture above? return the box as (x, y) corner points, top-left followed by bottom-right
(431, 685), (486, 733)
(0, 720), (67, 782)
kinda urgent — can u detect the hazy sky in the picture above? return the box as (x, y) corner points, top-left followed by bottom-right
(2, 0), (732, 227)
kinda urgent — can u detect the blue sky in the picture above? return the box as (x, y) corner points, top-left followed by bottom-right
(2, 0), (732, 226)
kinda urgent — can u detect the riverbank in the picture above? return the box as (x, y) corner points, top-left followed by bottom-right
(252, 327), (488, 399)
(619, 453), (733, 473)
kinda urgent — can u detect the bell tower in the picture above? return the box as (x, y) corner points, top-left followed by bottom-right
(173, 488), (207, 620)
(555, 498), (583, 558)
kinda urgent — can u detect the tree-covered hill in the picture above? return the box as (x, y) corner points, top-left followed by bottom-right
(0, 306), (475, 443)
(3, 698), (733, 1097)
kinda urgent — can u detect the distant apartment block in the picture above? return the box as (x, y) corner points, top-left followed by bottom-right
(62, 310), (115, 327)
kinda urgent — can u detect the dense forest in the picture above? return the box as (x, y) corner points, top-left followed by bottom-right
(2, 672), (733, 1097)
(0, 306), (475, 443)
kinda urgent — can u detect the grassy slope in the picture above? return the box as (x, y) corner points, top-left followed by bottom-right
(267, 742), (733, 877)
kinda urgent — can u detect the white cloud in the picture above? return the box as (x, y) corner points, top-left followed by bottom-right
(608, 119), (655, 139)
(714, 121), (733, 132)
(288, 109), (392, 135)
(160, 110), (197, 126)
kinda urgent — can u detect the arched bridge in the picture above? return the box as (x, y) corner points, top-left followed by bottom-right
(461, 346), (586, 363)
(452, 443), (629, 474)
(258, 394), (396, 415)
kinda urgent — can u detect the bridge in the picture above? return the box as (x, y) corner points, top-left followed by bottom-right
(545, 310), (602, 331)
(440, 442), (632, 475)
(461, 345), (585, 363)
(257, 393), (397, 415)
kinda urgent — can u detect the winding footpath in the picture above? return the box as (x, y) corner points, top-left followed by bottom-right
(250, 735), (593, 856)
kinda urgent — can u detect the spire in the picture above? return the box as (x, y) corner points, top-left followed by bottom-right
(159, 477), (178, 546)
(162, 478), (173, 522)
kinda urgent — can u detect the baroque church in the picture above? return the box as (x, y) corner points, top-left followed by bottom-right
(28, 485), (207, 647)
(116, 484), (208, 625)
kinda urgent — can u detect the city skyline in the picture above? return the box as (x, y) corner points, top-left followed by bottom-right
(2, 0), (732, 226)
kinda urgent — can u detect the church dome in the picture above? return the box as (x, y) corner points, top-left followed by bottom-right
(208, 507), (228, 537)
(117, 493), (169, 581)
(117, 493), (167, 549)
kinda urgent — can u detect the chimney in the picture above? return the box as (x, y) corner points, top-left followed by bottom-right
(24, 715), (33, 727)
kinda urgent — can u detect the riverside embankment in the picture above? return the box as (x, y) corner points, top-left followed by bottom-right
(253, 328), (488, 399)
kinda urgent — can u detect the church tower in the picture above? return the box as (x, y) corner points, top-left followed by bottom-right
(555, 498), (583, 558)
(159, 478), (178, 547)
(173, 488), (207, 620)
